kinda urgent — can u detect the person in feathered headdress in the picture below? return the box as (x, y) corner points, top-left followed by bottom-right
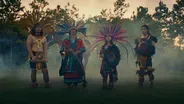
(90, 24), (129, 89)
(134, 25), (158, 88)
(26, 23), (51, 88)
(56, 20), (87, 88)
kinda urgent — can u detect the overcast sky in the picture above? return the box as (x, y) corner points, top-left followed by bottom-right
(22, 0), (176, 18)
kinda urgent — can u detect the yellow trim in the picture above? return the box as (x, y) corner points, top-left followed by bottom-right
(32, 36), (45, 49)
(147, 35), (151, 40)
(36, 63), (42, 70)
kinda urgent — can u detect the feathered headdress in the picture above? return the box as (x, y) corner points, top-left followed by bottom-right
(90, 24), (132, 59)
(56, 20), (87, 36)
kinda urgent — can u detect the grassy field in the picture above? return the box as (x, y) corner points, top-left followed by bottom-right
(1, 69), (184, 104)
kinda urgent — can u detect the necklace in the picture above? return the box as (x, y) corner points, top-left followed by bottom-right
(33, 36), (44, 48)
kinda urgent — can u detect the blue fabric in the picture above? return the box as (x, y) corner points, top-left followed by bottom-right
(146, 57), (152, 66)
(64, 77), (82, 83)
(70, 39), (76, 50)
(59, 39), (86, 76)
(29, 51), (47, 69)
(30, 62), (47, 69)
(56, 22), (87, 36)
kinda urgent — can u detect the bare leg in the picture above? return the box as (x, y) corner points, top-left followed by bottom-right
(31, 69), (38, 88)
(42, 68), (51, 88)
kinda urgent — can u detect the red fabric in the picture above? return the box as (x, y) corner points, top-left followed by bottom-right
(140, 67), (146, 70)
(64, 72), (80, 78)
(62, 40), (70, 47)
(76, 39), (85, 51)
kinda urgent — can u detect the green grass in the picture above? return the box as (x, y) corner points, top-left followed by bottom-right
(1, 71), (184, 104)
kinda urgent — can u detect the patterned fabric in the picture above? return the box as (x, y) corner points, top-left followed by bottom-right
(31, 36), (46, 52)
(134, 35), (157, 77)
(101, 71), (118, 82)
(139, 56), (152, 67)
(59, 38), (86, 84)
(29, 51), (47, 69)
(64, 72), (82, 83)
(136, 55), (155, 84)
(134, 35), (157, 56)
(30, 62), (47, 69)
(100, 44), (120, 82)
(136, 55), (153, 75)
(134, 34), (157, 84)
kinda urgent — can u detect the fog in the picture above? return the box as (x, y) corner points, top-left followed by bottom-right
(0, 23), (183, 85)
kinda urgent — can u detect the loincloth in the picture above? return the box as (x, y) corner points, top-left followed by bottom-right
(136, 55), (155, 75)
(29, 51), (47, 70)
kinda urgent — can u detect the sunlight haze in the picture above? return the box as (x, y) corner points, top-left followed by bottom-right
(22, 0), (176, 19)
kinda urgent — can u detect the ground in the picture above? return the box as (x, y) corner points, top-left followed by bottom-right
(1, 69), (184, 104)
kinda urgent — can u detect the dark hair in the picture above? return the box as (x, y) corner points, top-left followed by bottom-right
(102, 35), (114, 49)
(69, 28), (77, 35)
(141, 25), (151, 35)
(31, 23), (43, 36)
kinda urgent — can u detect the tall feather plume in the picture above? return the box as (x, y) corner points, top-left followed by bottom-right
(90, 23), (135, 64)
(56, 20), (87, 36)
(90, 23), (128, 52)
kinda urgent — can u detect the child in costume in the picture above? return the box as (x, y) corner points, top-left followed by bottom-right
(134, 25), (158, 87)
(57, 21), (87, 88)
(26, 23), (50, 88)
(90, 24), (129, 89)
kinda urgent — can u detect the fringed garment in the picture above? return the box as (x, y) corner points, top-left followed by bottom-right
(59, 38), (86, 84)
(100, 44), (121, 82)
(134, 35), (158, 75)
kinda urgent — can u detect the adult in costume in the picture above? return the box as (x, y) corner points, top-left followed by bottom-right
(57, 21), (87, 88)
(26, 23), (50, 88)
(134, 25), (158, 87)
(90, 24), (129, 89)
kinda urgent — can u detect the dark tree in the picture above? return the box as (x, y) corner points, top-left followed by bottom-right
(0, 0), (24, 23)
(169, 0), (184, 38)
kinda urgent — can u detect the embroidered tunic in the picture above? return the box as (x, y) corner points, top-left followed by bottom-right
(59, 38), (86, 83)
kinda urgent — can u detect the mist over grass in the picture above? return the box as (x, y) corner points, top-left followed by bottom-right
(1, 40), (184, 104)
(0, 22), (184, 84)
(0, 43), (183, 84)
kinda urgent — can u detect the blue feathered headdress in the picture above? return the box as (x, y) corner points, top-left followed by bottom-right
(56, 20), (87, 36)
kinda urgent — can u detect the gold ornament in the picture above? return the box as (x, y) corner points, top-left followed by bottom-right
(33, 36), (44, 49)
